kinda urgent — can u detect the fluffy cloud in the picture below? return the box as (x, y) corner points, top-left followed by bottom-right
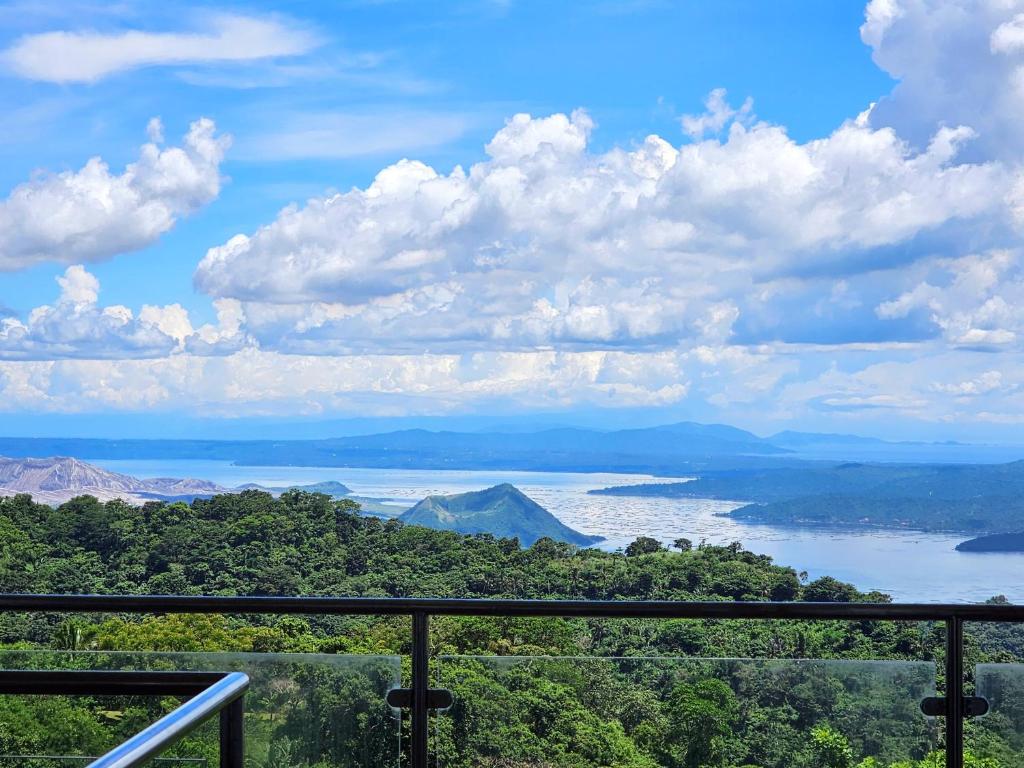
(862, 0), (1024, 160)
(192, 99), (1013, 356)
(0, 118), (229, 271)
(3, 15), (317, 83)
(875, 250), (1024, 348)
(0, 266), (247, 361)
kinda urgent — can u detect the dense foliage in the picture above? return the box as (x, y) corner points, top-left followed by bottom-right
(0, 490), (1021, 768)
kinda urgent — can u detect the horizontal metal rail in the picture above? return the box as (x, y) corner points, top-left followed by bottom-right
(0, 670), (237, 697)
(1, 593), (1023, 621)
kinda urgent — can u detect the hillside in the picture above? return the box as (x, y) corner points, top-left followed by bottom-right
(597, 462), (1024, 534)
(956, 532), (1024, 552)
(399, 483), (602, 547)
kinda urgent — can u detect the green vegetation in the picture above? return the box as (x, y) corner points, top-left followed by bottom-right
(0, 489), (1021, 767)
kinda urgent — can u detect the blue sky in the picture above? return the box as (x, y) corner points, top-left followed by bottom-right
(1, 0), (1023, 441)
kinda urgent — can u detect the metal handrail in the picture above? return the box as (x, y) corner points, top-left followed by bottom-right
(4, 593), (1023, 768)
(87, 672), (249, 768)
(1, 592), (1024, 621)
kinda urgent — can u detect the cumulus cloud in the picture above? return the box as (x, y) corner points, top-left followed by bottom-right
(0, 266), (248, 361)
(680, 88), (754, 139)
(875, 250), (1024, 348)
(0, 266), (183, 360)
(3, 14), (317, 83)
(862, 0), (1024, 160)
(0, 118), (229, 272)
(194, 102), (1013, 356)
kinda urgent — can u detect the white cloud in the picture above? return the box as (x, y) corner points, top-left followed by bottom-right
(9, 0), (1024, 431)
(680, 88), (754, 139)
(0, 118), (229, 272)
(3, 14), (318, 83)
(194, 104), (1013, 356)
(862, 0), (1024, 160)
(0, 265), (248, 361)
(875, 250), (1024, 348)
(0, 266), (183, 360)
(0, 348), (695, 415)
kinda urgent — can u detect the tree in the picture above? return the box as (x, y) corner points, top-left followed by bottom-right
(625, 537), (663, 557)
(673, 538), (693, 552)
(811, 725), (854, 768)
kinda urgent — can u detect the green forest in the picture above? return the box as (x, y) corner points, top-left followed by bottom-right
(0, 490), (1022, 768)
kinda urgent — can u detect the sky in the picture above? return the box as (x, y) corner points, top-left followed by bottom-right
(1, 0), (1024, 441)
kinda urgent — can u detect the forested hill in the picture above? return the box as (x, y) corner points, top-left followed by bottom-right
(2, 490), (1021, 768)
(398, 483), (602, 547)
(0, 489), (862, 603)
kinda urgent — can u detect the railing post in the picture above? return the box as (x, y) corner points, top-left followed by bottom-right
(412, 610), (430, 768)
(220, 696), (244, 768)
(945, 616), (964, 768)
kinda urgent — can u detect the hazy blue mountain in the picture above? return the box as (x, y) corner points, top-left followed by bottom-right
(0, 422), (793, 475)
(398, 483), (602, 547)
(0, 420), (1018, 472)
(595, 462), (1024, 502)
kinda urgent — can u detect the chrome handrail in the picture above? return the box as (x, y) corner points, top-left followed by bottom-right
(87, 671), (248, 768)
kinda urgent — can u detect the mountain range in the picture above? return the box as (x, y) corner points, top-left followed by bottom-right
(1, 421), (1018, 474)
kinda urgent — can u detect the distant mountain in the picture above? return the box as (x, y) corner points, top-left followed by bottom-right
(1, 421), (1019, 472)
(0, 456), (359, 506)
(0, 421), (792, 476)
(398, 483), (602, 547)
(0, 456), (225, 505)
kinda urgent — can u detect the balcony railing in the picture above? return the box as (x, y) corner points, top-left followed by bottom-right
(2, 595), (1023, 768)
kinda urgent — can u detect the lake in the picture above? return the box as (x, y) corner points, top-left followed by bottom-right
(93, 459), (1024, 604)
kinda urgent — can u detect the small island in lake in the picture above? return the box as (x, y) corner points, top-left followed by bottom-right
(398, 483), (602, 547)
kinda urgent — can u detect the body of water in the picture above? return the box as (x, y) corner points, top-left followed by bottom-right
(94, 459), (1024, 604)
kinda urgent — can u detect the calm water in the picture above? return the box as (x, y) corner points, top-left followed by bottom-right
(94, 459), (1024, 604)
